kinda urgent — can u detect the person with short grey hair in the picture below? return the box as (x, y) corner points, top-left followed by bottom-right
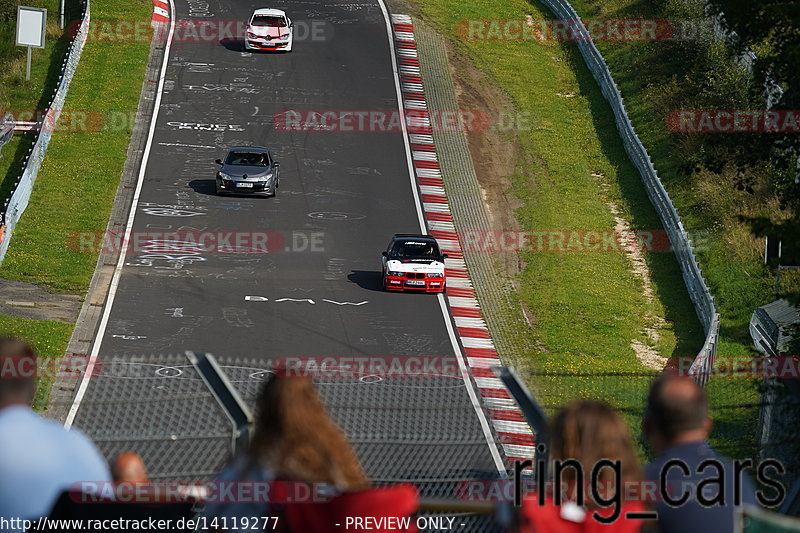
(644, 373), (756, 533)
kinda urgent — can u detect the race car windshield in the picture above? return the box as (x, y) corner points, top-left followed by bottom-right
(391, 241), (440, 260)
(225, 152), (269, 166)
(251, 15), (287, 27)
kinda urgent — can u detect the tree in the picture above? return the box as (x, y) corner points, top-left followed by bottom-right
(707, 0), (800, 211)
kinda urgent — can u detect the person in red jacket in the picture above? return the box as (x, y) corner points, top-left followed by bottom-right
(520, 400), (653, 532)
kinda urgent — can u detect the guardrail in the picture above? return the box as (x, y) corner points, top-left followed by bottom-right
(0, 0), (91, 264)
(538, 0), (720, 383)
(0, 113), (14, 155)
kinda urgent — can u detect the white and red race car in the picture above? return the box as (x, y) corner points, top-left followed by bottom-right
(244, 8), (293, 52)
(381, 234), (447, 293)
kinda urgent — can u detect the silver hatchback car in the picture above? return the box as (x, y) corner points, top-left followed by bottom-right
(215, 147), (280, 197)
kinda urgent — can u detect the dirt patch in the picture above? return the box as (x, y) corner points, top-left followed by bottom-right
(448, 48), (526, 281)
(596, 175), (669, 370)
(386, 0), (524, 262)
(0, 278), (82, 323)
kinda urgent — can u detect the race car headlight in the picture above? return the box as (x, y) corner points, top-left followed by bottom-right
(280, 33), (290, 39)
(217, 172), (231, 180)
(246, 31), (257, 39)
(426, 272), (444, 278)
(387, 271), (404, 277)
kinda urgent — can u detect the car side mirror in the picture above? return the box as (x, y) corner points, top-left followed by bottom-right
(381, 251), (388, 257)
(215, 159), (222, 165)
(272, 161), (280, 168)
(442, 254), (448, 259)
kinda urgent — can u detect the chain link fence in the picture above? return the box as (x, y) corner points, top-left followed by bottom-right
(535, 0), (720, 384)
(520, 369), (776, 464)
(0, 0), (90, 264)
(58, 353), (505, 531)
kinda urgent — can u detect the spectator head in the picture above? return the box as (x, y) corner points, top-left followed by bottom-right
(250, 373), (367, 491)
(111, 452), (149, 484)
(0, 337), (37, 409)
(550, 400), (640, 505)
(644, 373), (711, 454)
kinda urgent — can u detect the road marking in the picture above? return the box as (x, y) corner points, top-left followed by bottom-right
(65, 0), (176, 429)
(322, 299), (368, 306)
(378, 3), (506, 476)
(157, 142), (216, 148)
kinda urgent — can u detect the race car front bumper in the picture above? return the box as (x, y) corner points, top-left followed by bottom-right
(384, 273), (445, 293)
(245, 39), (291, 51)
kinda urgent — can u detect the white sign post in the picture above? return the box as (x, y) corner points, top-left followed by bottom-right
(16, 6), (47, 81)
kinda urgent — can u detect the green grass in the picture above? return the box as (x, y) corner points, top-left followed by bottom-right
(0, 0), (153, 291)
(0, 0), (72, 202)
(0, 0), (153, 407)
(413, 2), (703, 367)
(565, 0), (780, 363)
(564, 0), (770, 460)
(407, 0), (761, 458)
(0, 314), (74, 409)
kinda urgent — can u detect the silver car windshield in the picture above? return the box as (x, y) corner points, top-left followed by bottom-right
(225, 152), (269, 166)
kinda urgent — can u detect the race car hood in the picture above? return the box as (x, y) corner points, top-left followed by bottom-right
(386, 259), (445, 274)
(247, 26), (289, 39)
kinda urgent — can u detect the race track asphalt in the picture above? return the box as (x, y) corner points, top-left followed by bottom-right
(70, 0), (506, 513)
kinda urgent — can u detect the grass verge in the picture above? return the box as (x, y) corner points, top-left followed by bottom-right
(0, 0), (153, 407)
(0, 0), (153, 291)
(405, 0), (756, 457)
(0, 0), (72, 202)
(0, 315), (74, 409)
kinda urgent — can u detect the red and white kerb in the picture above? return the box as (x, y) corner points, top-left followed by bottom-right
(152, 0), (169, 25)
(391, 14), (536, 471)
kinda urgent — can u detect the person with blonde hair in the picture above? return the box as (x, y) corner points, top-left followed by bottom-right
(245, 373), (367, 489)
(520, 400), (650, 532)
(201, 373), (367, 531)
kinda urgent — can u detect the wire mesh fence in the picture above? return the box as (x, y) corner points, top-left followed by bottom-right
(55, 352), (800, 527)
(57, 353), (506, 531)
(518, 369), (771, 463)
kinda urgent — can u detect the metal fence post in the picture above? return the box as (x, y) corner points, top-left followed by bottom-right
(186, 351), (254, 455)
(494, 366), (550, 479)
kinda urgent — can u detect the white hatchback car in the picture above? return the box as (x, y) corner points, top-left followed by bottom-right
(244, 8), (293, 52)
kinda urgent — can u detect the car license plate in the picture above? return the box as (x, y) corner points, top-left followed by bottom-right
(406, 280), (425, 286)
(236, 182), (254, 188)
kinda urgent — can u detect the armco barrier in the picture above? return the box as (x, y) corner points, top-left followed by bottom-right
(537, 0), (720, 382)
(0, 0), (91, 264)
